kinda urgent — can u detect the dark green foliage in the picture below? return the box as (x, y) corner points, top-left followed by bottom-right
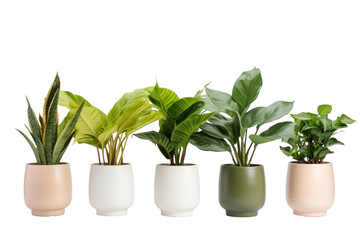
(280, 104), (355, 164)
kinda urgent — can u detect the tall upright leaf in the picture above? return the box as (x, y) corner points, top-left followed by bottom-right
(44, 89), (59, 164)
(149, 83), (179, 116)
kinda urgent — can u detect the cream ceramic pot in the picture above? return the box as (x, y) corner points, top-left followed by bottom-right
(154, 164), (200, 217)
(286, 161), (335, 217)
(89, 163), (134, 216)
(24, 163), (72, 216)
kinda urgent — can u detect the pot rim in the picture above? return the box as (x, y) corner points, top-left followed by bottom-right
(91, 163), (131, 166)
(26, 162), (69, 166)
(221, 163), (263, 168)
(288, 161), (332, 165)
(157, 163), (197, 167)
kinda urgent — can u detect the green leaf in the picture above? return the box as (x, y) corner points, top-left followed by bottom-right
(171, 113), (215, 148)
(44, 89), (59, 164)
(58, 114), (70, 138)
(26, 97), (46, 164)
(53, 101), (84, 163)
(318, 117), (333, 132)
(56, 132), (75, 164)
(17, 129), (41, 164)
(280, 146), (291, 156)
(231, 68), (262, 115)
(208, 113), (239, 143)
(126, 111), (162, 136)
(325, 138), (344, 148)
(317, 104), (332, 117)
(301, 124), (319, 132)
(249, 122), (295, 145)
(190, 131), (231, 152)
(176, 101), (205, 124)
(242, 107), (265, 129)
(205, 87), (239, 113)
(134, 131), (173, 154)
(291, 112), (312, 121)
(200, 122), (230, 140)
(59, 91), (92, 109)
(337, 114), (356, 125)
(167, 97), (204, 120)
(43, 73), (60, 124)
(159, 118), (175, 139)
(260, 101), (294, 126)
(149, 83), (179, 116)
(107, 88), (151, 124)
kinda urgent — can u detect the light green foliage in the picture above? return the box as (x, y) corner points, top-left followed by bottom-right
(134, 83), (214, 165)
(190, 68), (294, 167)
(280, 104), (355, 164)
(17, 74), (84, 165)
(59, 88), (161, 165)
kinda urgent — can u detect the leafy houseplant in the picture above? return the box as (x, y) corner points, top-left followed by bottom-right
(59, 88), (161, 216)
(191, 67), (294, 217)
(282, 104), (355, 216)
(280, 104), (355, 164)
(20, 73), (84, 216)
(134, 83), (214, 217)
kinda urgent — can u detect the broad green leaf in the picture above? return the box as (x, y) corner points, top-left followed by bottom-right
(318, 117), (333, 132)
(175, 101), (205, 124)
(190, 131), (231, 152)
(194, 83), (210, 98)
(126, 111), (162, 136)
(242, 107), (265, 129)
(107, 88), (151, 124)
(301, 124), (319, 132)
(73, 105), (107, 147)
(208, 113), (239, 143)
(317, 104), (332, 117)
(134, 131), (173, 154)
(167, 97), (198, 119)
(249, 122), (295, 145)
(53, 101), (84, 163)
(325, 138), (344, 148)
(319, 130), (336, 142)
(205, 87), (239, 113)
(200, 122), (230, 140)
(280, 146), (291, 156)
(291, 112), (312, 121)
(149, 83), (179, 116)
(171, 113), (215, 148)
(232, 68), (262, 115)
(337, 114), (356, 125)
(17, 129), (41, 164)
(159, 118), (175, 138)
(260, 101), (294, 126)
(44, 89), (59, 164)
(59, 91), (92, 109)
(318, 149), (333, 159)
(58, 114), (70, 138)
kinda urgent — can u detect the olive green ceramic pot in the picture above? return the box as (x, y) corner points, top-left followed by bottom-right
(219, 164), (265, 217)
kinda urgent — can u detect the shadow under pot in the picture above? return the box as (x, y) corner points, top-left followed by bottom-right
(219, 164), (265, 217)
(89, 163), (134, 216)
(24, 163), (72, 216)
(286, 161), (334, 217)
(154, 164), (200, 217)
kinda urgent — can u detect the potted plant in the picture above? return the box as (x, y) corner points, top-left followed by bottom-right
(18, 73), (84, 216)
(59, 88), (161, 216)
(280, 104), (355, 216)
(190, 68), (294, 217)
(134, 83), (214, 217)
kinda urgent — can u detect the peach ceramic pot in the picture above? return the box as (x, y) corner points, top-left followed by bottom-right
(286, 161), (335, 217)
(24, 163), (72, 216)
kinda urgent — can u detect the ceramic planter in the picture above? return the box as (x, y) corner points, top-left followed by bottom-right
(286, 161), (334, 217)
(24, 163), (72, 216)
(219, 164), (265, 217)
(154, 164), (200, 217)
(89, 163), (134, 216)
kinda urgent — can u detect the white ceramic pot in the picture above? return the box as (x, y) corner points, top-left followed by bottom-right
(89, 163), (134, 216)
(154, 164), (200, 217)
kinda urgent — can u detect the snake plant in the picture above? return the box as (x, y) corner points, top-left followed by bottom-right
(17, 73), (84, 165)
(59, 87), (162, 165)
(134, 83), (214, 165)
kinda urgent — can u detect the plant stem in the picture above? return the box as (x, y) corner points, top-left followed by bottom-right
(169, 153), (174, 165)
(230, 144), (241, 166)
(118, 136), (128, 165)
(101, 148), (106, 165)
(247, 145), (257, 166)
(174, 148), (180, 165)
(96, 147), (101, 165)
(180, 142), (189, 165)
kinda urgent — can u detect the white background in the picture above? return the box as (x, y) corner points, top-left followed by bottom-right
(1, 0), (359, 239)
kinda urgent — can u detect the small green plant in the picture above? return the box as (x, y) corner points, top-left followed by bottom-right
(134, 83), (214, 165)
(280, 104), (355, 164)
(17, 74), (84, 165)
(190, 68), (294, 167)
(59, 88), (161, 165)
